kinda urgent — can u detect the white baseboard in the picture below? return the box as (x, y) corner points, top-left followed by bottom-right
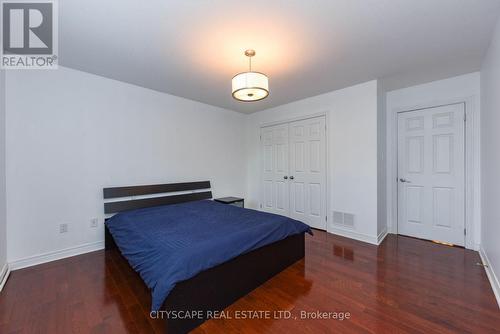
(377, 227), (388, 245)
(0, 263), (10, 292)
(9, 240), (104, 271)
(328, 226), (379, 245)
(479, 246), (500, 309)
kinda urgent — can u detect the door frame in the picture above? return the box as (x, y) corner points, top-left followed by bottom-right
(259, 112), (329, 230)
(387, 97), (480, 250)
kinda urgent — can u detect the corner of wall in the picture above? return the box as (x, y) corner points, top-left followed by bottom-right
(377, 79), (388, 236)
(0, 69), (7, 285)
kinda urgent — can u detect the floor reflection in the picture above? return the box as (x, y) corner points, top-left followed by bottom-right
(333, 244), (354, 261)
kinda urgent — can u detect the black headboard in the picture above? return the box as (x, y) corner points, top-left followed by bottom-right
(103, 181), (212, 214)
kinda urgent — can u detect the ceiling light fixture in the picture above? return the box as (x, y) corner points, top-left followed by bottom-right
(232, 49), (269, 102)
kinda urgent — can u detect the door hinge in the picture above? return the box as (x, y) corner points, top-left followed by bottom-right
(260, 204), (262, 208)
(464, 228), (467, 235)
(464, 113), (466, 122)
(325, 216), (328, 221)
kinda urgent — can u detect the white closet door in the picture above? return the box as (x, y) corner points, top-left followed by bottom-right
(397, 103), (465, 246)
(288, 117), (327, 229)
(261, 124), (289, 216)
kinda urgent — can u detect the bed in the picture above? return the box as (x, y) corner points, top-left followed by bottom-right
(103, 181), (310, 334)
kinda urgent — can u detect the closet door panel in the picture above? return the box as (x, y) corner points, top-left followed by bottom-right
(260, 124), (289, 215)
(289, 117), (327, 229)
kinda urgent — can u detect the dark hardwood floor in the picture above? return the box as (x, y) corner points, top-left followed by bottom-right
(1, 231), (499, 333)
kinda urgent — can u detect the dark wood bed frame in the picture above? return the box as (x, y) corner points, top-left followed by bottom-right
(103, 181), (305, 334)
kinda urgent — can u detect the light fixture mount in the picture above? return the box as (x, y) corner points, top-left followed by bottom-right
(244, 49), (256, 57)
(232, 49), (269, 102)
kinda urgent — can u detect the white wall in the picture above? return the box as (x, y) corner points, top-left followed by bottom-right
(245, 80), (380, 244)
(386, 72), (481, 249)
(5, 67), (246, 264)
(0, 70), (6, 278)
(480, 17), (500, 305)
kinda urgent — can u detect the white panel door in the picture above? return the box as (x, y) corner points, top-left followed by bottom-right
(397, 103), (465, 246)
(289, 117), (327, 229)
(261, 124), (289, 216)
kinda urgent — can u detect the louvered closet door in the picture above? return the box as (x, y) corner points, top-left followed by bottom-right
(289, 117), (327, 229)
(261, 124), (290, 216)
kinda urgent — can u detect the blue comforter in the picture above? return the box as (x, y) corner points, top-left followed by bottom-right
(105, 199), (311, 311)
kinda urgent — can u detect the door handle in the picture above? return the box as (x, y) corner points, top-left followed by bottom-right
(290, 176), (294, 180)
(283, 176), (288, 180)
(399, 178), (411, 183)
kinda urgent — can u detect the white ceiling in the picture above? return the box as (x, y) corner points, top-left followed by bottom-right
(59, 0), (500, 113)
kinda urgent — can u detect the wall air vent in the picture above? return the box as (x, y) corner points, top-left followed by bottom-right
(333, 211), (344, 225)
(343, 213), (355, 228)
(332, 211), (355, 229)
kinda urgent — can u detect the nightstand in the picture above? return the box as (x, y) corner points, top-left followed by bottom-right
(214, 197), (244, 208)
